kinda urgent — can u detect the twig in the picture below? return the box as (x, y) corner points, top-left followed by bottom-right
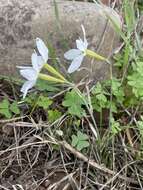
(0, 116), (26, 124)
(59, 141), (138, 184)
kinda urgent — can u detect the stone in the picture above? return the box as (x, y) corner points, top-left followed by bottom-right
(0, 0), (121, 82)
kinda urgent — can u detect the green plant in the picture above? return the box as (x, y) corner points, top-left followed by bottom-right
(110, 117), (122, 135)
(36, 79), (60, 92)
(71, 131), (89, 151)
(36, 95), (53, 109)
(62, 90), (86, 118)
(91, 82), (108, 112)
(24, 93), (53, 115)
(48, 109), (62, 123)
(0, 99), (20, 119)
(128, 61), (143, 98)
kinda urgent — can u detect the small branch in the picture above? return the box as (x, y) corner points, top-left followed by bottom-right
(59, 141), (138, 185)
(0, 116), (26, 124)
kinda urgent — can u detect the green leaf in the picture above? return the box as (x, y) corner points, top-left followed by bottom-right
(91, 82), (108, 112)
(77, 131), (89, 141)
(0, 99), (9, 109)
(71, 135), (79, 147)
(10, 102), (20, 115)
(24, 93), (38, 105)
(111, 117), (121, 135)
(48, 109), (62, 123)
(37, 95), (52, 109)
(111, 78), (125, 103)
(96, 94), (107, 106)
(127, 61), (143, 98)
(0, 99), (12, 119)
(71, 131), (89, 151)
(92, 82), (103, 94)
(0, 109), (12, 119)
(36, 79), (59, 92)
(76, 140), (89, 151)
(62, 90), (86, 118)
(107, 102), (117, 113)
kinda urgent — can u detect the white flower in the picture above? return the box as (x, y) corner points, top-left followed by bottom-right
(64, 25), (88, 73)
(19, 38), (49, 98)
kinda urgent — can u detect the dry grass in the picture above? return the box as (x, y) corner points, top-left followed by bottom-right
(0, 80), (143, 190)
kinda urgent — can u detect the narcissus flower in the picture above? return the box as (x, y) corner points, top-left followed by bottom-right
(36, 38), (67, 81)
(64, 25), (88, 73)
(19, 38), (50, 98)
(19, 38), (68, 98)
(64, 25), (108, 73)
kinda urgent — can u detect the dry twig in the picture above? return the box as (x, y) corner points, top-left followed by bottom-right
(59, 141), (138, 185)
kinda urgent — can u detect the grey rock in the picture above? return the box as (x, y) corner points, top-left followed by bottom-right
(0, 0), (121, 82)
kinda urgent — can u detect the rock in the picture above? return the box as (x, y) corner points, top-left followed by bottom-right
(0, 0), (121, 82)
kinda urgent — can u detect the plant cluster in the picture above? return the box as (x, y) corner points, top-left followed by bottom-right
(1, 1), (143, 189)
(0, 0), (143, 155)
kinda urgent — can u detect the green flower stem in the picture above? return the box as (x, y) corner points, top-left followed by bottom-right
(38, 73), (66, 83)
(85, 49), (108, 62)
(43, 63), (67, 81)
(74, 87), (100, 140)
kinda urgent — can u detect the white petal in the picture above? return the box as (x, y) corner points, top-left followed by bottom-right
(37, 56), (44, 70)
(20, 68), (37, 81)
(36, 38), (49, 63)
(64, 49), (81, 60)
(32, 52), (44, 71)
(21, 80), (36, 98)
(31, 52), (39, 71)
(68, 54), (84, 73)
(76, 38), (86, 51)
